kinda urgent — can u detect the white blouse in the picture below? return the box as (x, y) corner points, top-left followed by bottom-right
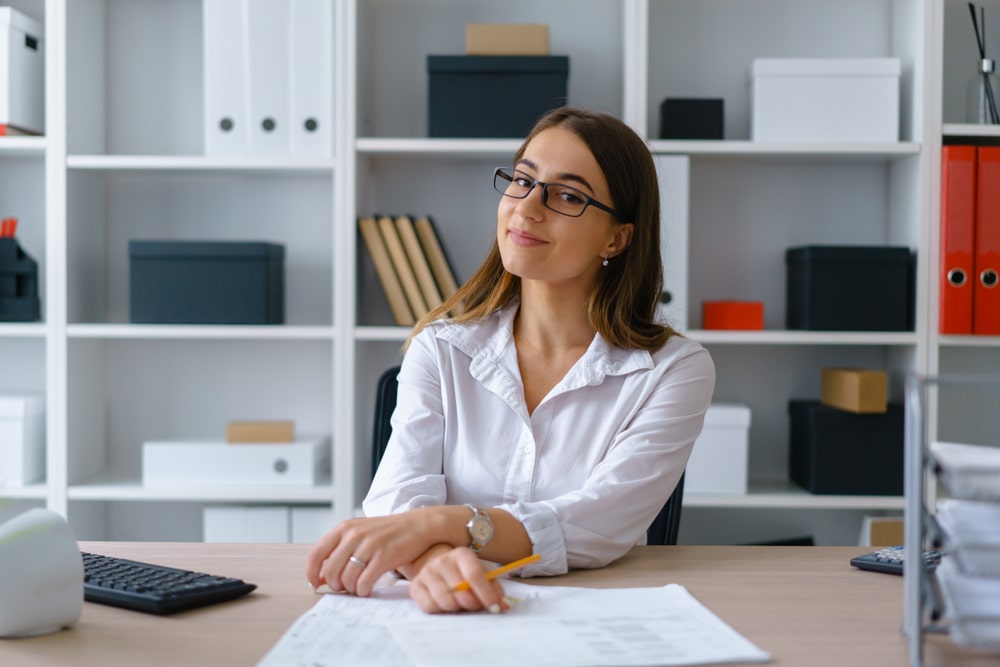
(363, 305), (716, 577)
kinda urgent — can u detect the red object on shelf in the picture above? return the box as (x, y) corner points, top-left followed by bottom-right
(939, 145), (976, 335)
(974, 147), (1000, 335)
(703, 301), (764, 330)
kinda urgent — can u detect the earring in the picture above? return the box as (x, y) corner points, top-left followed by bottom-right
(602, 255), (609, 267)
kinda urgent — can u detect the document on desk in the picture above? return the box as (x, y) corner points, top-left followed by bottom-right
(258, 580), (771, 667)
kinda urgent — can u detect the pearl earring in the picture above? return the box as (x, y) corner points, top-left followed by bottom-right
(602, 255), (609, 267)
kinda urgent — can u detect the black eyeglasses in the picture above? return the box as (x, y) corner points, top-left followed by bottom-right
(493, 167), (627, 221)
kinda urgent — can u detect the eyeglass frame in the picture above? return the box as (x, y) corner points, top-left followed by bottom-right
(493, 167), (628, 222)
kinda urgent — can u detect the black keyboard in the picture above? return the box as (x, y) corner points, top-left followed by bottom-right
(850, 546), (944, 576)
(82, 551), (257, 614)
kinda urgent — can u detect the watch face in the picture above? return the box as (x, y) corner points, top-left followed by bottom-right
(471, 519), (493, 541)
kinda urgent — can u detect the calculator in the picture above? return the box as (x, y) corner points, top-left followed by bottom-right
(850, 546), (944, 576)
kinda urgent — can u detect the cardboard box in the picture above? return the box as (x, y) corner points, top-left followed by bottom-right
(702, 301), (764, 330)
(225, 420), (295, 443)
(129, 240), (285, 324)
(427, 55), (568, 138)
(465, 24), (549, 56)
(685, 403), (751, 495)
(0, 395), (44, 486)
(858, 515), (903, 547)
(788, 400), (903, 495)
(751, 58), (900, 143)
(143, 435), (329, 486)
(821, 368), (888, 414)
(0, 8), (44, 135)
(785, 245), (914, 331)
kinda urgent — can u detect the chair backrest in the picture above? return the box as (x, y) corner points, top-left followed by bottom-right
(370, 365), (685, 545)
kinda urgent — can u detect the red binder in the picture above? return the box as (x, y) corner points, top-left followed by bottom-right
(940, 145), (977, 334)
(974, 147), (1000, 335)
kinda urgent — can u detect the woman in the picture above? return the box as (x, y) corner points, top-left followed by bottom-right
(306, 107), (715, 614)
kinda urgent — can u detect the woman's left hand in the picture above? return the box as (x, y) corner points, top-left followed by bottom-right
(408, 546), (510, 614)
(306, 510), (445, 597)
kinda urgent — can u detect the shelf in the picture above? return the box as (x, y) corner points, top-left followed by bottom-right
(942, 123), (1000, 138)
(0, 136), (47, 156)
(0, 323), (47, 338)
(648, 140), (921, 160)
(0, 483), (48, 500)
(684, 481), (904, 510)
(356, 138), (522, 157)
(67, 324), (335, 341)
(66, 155), (336, 173)
(68, 473), (333, 503)
(937, 335), (1000, 348)
(688, 330), (918, 346)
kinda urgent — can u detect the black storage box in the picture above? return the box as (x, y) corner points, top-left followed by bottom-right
(0, 238), (40, 322)
(427, 55), (569, 138)
(129, 241), (284, 324)
(785, 245), (915, 331)
(659, 98), (724, 139)
(788, 399), (904, 495)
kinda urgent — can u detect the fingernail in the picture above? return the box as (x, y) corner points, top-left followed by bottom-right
(489, 603), (502, 614)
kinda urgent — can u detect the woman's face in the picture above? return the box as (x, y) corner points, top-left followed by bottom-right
(496, 126), (632, 290)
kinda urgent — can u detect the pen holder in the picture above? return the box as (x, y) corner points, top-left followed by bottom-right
(0, 509), (83, 638)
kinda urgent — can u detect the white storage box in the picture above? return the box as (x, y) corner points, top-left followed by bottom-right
(751, 58), (900, 143)
(685, 403), (750, 495)
(0, 395), (44, 486)
(203, 506), (290, 543)
(0, 8), (44, 135)
(143, 435), (330, 486)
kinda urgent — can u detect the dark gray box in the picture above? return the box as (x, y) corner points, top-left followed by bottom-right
(427, 55), (568, 138)
(786, 245), (915, 331)
(0, 238), (40, 322)
(129, 241), (284, 324)
(659, 98), (724, 139)
(788, 400), (904, 495)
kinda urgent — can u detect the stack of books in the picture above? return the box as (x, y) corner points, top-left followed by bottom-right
(358, 215), (462, 326)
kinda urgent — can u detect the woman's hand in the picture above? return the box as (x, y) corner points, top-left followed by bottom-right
(408, 546), (510, 614)
(306, 509), (448, 597)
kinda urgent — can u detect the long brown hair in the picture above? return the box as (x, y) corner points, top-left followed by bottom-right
(409, 107), (676, 350)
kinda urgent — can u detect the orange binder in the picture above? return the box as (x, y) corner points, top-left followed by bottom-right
(939, 145), (977, 334)
(974, 146), (1000, 335)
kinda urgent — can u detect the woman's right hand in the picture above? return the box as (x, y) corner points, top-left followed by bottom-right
(407, 546), (510, 614)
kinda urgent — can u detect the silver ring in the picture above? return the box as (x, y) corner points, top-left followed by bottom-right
(348, 555), (367, 569)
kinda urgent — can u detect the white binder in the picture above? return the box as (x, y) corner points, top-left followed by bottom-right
(654, 155), (690, 331)
(203, 0), (248, 155)
(246, 0), (290, 156)
(288, 0), (333, 158)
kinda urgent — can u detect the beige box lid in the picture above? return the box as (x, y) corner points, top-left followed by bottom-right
(466, 23), (550, 56)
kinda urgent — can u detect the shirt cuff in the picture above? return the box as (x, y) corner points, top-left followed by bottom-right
(498, 500), (567, 577)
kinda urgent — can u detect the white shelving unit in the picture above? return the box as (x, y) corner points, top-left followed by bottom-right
(1, 0), (997, 544)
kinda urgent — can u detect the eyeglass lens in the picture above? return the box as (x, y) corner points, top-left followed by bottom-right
(494, 168), (592, 217)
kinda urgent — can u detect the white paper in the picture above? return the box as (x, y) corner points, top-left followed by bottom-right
(258, 579), (771, 667)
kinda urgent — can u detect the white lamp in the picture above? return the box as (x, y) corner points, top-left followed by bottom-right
(0, 508), (83, 637)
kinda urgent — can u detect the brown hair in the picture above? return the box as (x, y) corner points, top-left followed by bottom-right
(409, 107), (676, 350)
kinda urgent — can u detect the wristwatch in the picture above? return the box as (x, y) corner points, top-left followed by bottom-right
(463, 504), (494, 553)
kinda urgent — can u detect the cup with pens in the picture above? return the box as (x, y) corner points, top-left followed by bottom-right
(967, 2), (1000, 125)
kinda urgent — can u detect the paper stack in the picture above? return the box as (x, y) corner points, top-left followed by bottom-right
(930, 441), (1000, 650)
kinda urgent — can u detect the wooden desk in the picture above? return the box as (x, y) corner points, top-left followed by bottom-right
(0, 543), (992, 667)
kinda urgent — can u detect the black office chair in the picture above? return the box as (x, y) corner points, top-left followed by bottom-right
(370, 365), (686, 545)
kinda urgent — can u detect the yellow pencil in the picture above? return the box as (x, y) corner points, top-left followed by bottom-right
(452, 553), (541, 593)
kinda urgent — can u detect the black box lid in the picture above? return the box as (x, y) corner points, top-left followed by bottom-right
(427, 55), (569, 74)
(129, 240), (284, 260)
(785, 245), (912, 265)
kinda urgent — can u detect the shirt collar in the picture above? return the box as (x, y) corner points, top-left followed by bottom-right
(433, 303), (654, 386)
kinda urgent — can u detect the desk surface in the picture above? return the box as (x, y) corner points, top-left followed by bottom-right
(0, 543), (994, 667)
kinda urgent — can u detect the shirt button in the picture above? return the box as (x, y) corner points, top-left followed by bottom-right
(523, 445), (532, 454)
